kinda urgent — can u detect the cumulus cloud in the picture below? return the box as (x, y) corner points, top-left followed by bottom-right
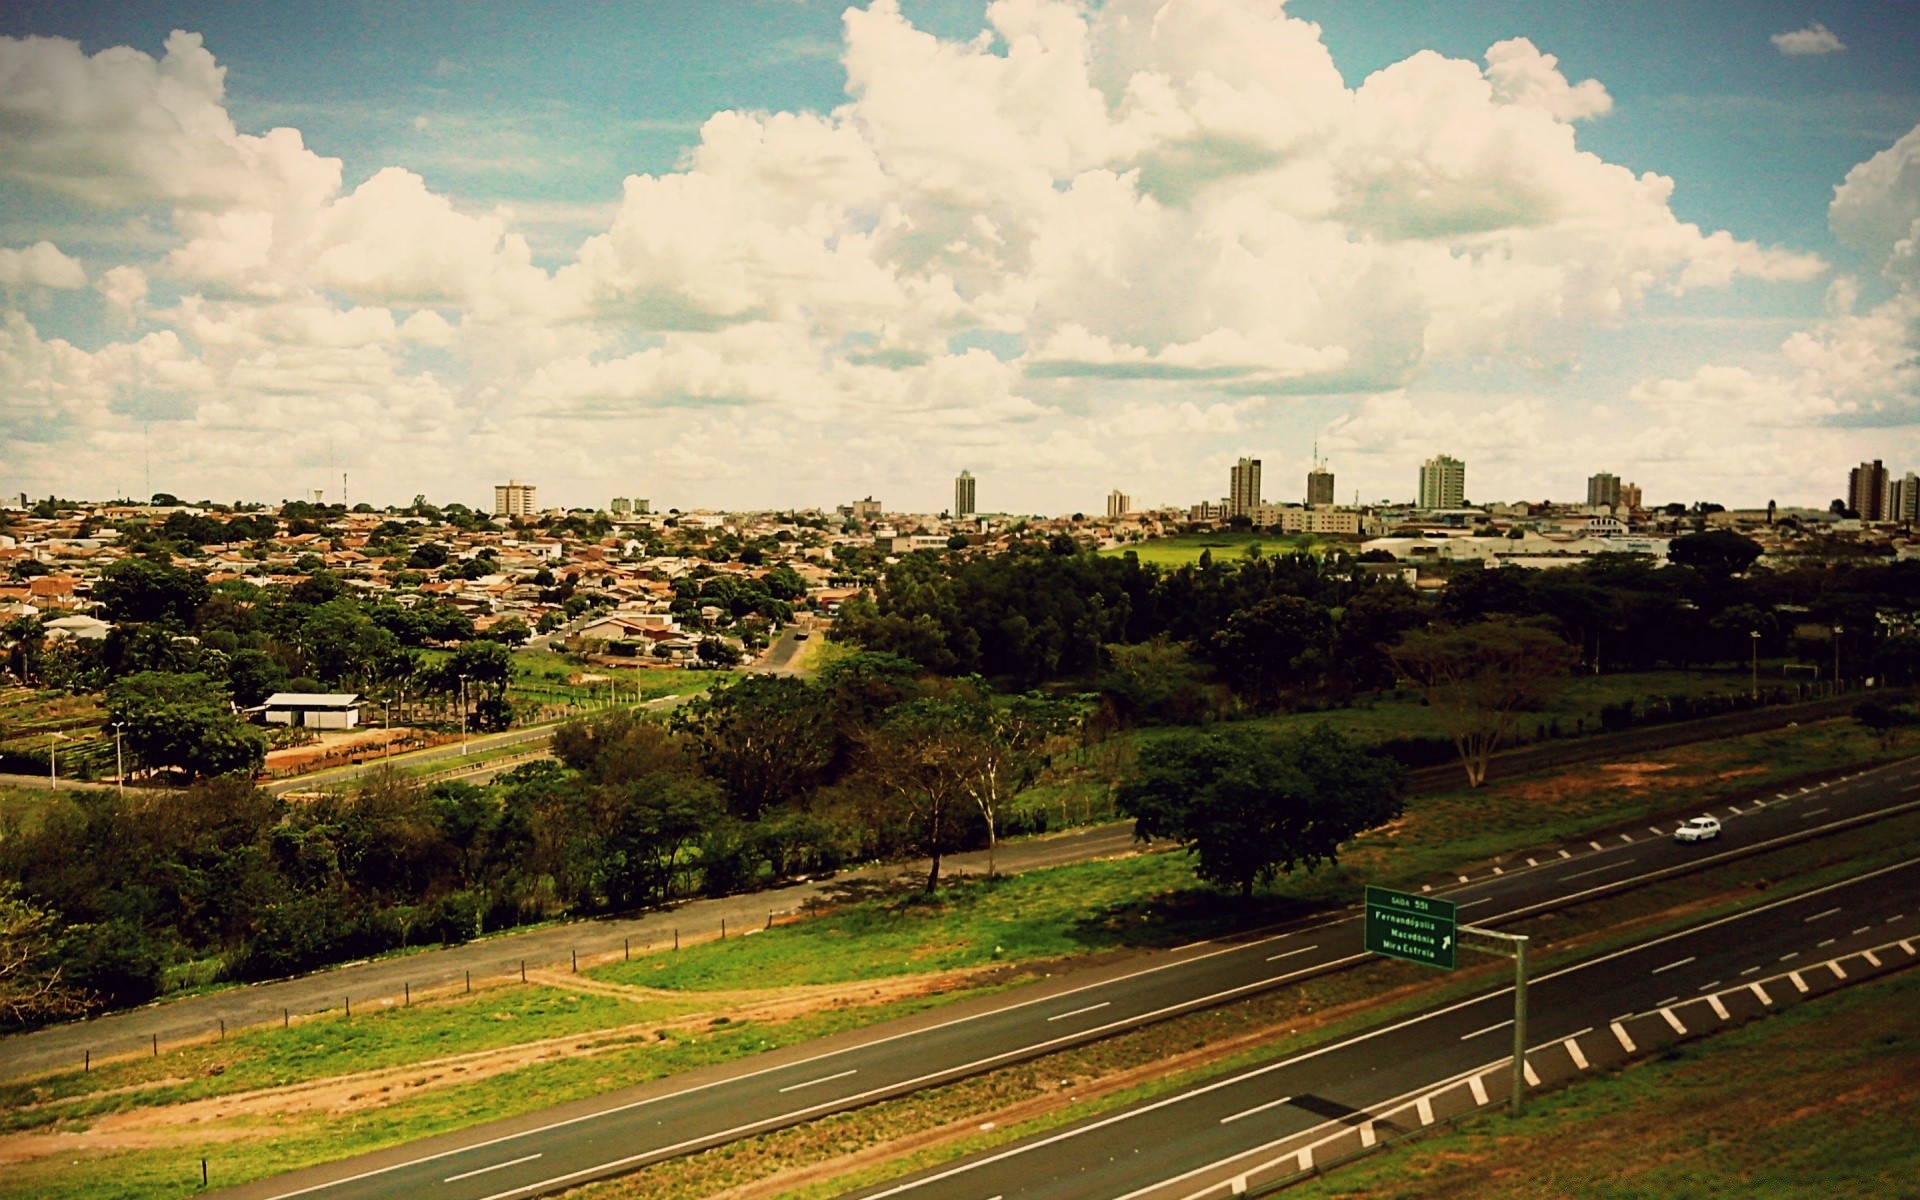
(0, 241), (86, 289)
(0, 5), (1848, 508)
(1622, 119), (1920, 498)
(1771, 23), (1846, 56)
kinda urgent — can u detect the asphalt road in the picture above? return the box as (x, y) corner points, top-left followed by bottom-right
(849, 855), (1920, 1200)
(212, 754), (1920, 1200)
(0, 821), (1142, 1080)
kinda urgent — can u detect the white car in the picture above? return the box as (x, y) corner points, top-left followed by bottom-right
(1673, 816), (1722, 843)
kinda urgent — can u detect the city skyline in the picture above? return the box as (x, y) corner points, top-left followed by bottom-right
(2, 2), (1917, 513)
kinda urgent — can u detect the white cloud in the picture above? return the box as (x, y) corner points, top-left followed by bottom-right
(0, 241), (86, 289)
(0, 31), (341, 211)
(95, 264), (149, 318)
(1770, 23), (1846, 56)
(0, 7), (1849, 509)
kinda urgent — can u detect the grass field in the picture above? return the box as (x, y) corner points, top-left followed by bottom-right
(1287, 966), (1920, 1199)
(0, 687), (113, 780)
(1099, 532), (1341, 567)
(1209, 666), (1807, 751)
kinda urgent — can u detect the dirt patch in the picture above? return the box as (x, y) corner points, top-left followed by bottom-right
(1508, 759), (1682, 805)
(0, 965), (1007, 1167)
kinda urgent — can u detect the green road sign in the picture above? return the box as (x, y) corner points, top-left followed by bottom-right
(1365, 886), (1457, 969)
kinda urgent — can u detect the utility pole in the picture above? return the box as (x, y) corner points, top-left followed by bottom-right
(113, 722), (125, 795)
(1833, 624), (1844, 691)
(1461, 925), (1531, 1116)
(458, 674), (470, 754)
(1750, 630), (1761, 701)
(49, 731), (59, 791)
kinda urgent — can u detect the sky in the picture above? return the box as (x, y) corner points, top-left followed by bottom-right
(1, 0), (1917, 515)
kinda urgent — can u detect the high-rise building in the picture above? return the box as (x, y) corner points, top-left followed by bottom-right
(1621, 481), (1643, 512)
(1849, 460), (1889, 520)
(610, 497), (633, 517)
(1587, 472), (1622, 508)
(1418, 455), (1466, 509)
(1229, 457), (1262, 517)
(850, 497), (883, 521)
(1106, 489), (1132, 519)
(954, 470), (977, 518)
(1890, 473), (1920, 524)
(1306, 465), (1334, 506)
(493, 479), (537, 517)
(634, 498), (652, 516)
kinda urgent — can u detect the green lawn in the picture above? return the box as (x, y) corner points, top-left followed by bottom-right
(1287, 967), (1920, 1199)
(1099, 532), (1340, 567)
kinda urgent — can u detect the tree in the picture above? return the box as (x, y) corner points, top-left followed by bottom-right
(1208, 595), (1331, 708)
(1387, 619), (1578, 788)
(105, 671), (267, 779)
(94, 557), (209, 625)
(698, 636), (744, 667)
(674, 676), (836, 819)
(1118, 725), (1404, 898)
(1667, 530), (1763, 579)
(854, 700), (978, 893)
(0, 883), (85, 1025)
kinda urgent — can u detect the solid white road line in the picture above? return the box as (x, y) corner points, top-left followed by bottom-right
(1047, 1001), (1113, 1022)
(1264, 946), (1319, 963)
(1460, 1019), (1513, 1040)
(1219, 1095), (1294, 1124)
(1563, 859), (1636, 882)
(778, 1069), (857, 1093)
(444, 1155), (542, 1184)
(1652, 955), (1696, 974)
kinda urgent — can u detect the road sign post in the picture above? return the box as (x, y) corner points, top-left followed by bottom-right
(1460, 924), (1531, 1118)
(1364, 886), (1531, 1117)
(1364, 887), (1457, 969)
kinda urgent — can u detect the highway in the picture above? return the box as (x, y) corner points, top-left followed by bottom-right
(847, 855), (1920, 1200)
(216, 753), (1920, 1200)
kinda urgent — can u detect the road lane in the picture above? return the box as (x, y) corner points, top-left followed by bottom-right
(218, 754), (1920, 1200)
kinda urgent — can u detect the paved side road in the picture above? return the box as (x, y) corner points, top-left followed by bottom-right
(0, 821), (1142, 1080)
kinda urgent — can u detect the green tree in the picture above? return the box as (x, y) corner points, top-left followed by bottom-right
(1118, 725), (1404, 898)
(1387, 619), (1578, 788)
(674, 676), (836, 819)
(0, 883), (85, 1025)
(105, 671), (267, 779)
(1208, 594), (1332, 708)
(94, 557), (209, 625)
(1667, 530), (1763, 579)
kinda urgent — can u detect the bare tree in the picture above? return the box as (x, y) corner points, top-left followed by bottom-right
(1388, 618), (1578, 788)
(0, 884), (83, 1025)
(855, 701), (975, 893)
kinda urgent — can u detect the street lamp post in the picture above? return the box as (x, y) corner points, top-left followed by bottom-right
(1833, 624), (1844, 691)
(113, 721), (125, 795)
(49, 731), (64, 791)
(458, 674), (469, 755)
(1750, 630), (1761, 701)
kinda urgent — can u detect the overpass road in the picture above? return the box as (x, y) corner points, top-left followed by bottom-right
(216, 754), (1920, 1200)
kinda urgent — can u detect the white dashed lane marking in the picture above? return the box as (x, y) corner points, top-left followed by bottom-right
(1652, 956), (1695, 975)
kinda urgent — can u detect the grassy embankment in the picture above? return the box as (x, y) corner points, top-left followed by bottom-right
(0, 718), (1907, 1200)
(1284, 966), (1920, 1199)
